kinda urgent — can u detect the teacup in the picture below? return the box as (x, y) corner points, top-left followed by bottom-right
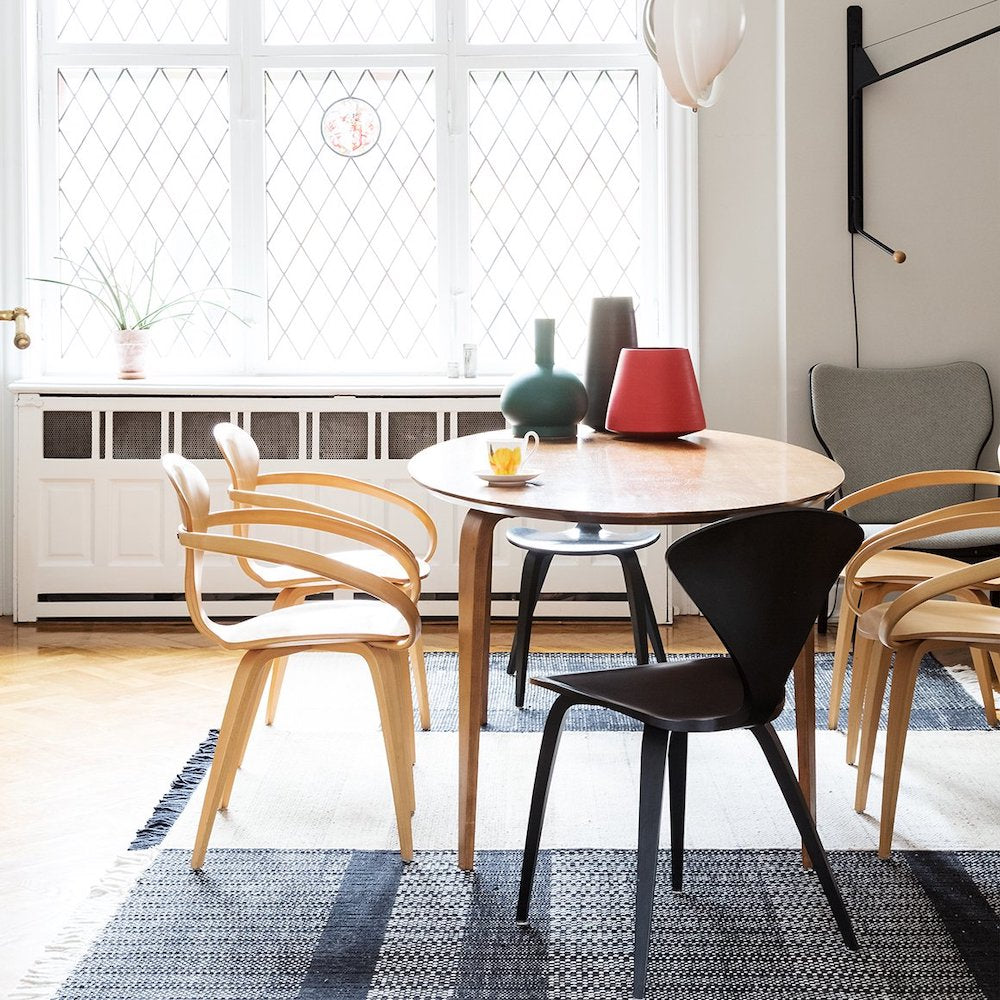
(488, 431), (539, 476)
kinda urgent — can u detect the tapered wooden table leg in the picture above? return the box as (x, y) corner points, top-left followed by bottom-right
(793, 627), (817, 870)
(457, 507), (503, 871)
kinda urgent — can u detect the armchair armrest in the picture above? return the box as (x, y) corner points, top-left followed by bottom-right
(830, 469), (1000, 515)
(204, 504), (421, 593)
(178, 529), (420, 645)
(255, 471), (438, 562)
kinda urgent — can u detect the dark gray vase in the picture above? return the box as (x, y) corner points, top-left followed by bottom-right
(583, 297), (638, 432)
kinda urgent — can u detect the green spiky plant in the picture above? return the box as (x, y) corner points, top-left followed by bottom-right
(33, 244), (255, 331)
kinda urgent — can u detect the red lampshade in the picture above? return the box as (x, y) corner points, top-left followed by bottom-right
(605, 347), (706, 439)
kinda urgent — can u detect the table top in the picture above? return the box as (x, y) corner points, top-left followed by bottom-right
(408, 429), (844, 525)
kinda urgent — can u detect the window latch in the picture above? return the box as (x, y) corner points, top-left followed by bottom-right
(0, 307), (30, 349)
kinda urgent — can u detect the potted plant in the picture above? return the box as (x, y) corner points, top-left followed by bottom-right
(34, 245), (254, 379)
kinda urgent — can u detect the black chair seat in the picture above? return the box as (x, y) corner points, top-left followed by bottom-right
(532, 656), (761, 732)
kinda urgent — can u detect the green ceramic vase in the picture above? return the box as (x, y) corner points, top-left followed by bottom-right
(500, 318), (588, 439)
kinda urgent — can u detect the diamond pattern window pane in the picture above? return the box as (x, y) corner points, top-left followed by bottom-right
(264, 0), (433, 44)
(56, 67), (232, 367)
(468, 0), (635, 44)
(56, 0), (226, 43)
(265, 69), (439, 369)
(468, 69), (641, 368)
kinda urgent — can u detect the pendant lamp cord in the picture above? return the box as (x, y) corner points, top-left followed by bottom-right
(851, 237), (861, 368)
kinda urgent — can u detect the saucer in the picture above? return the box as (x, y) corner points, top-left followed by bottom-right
(475, 469), (541, 486)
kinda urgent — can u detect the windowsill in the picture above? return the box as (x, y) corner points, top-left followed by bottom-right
(7, 373), (508, 397)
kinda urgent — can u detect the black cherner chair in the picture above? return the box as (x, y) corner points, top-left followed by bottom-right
(506, 522), (666, 708)
(515, 507), (865, 999)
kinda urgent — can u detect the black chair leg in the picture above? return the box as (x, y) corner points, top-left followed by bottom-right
(633, 561), (667, 662)
(667, 731), (687, 893)
(634, 724), (669, 999)
(751, 723), (859, 951)
(508, 552), (554, 709)
(620, 552), (651, 665)
(517, 694), (574, 924)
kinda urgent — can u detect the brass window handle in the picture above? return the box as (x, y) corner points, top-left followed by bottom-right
(0, 307), (30, 349)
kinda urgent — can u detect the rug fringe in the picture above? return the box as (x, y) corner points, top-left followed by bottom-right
(9, 850), (159, 1000)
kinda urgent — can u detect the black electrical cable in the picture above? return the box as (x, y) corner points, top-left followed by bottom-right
(851, 236), (860, 368)
(866, 0), (998, 48)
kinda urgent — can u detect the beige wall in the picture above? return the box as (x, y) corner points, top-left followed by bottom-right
(699, 0), (1000, 460)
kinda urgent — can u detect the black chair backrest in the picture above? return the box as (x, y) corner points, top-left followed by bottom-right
(666, 507), (864, 720)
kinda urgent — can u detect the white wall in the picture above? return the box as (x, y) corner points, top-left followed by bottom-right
(699, 0), (1000, 461)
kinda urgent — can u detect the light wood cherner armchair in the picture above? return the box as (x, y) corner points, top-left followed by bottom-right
(826, 469), (1000, 756)
(163, 453), (421, 869)
(850, 508), (1000, 857)
(212, 422), (435, 732)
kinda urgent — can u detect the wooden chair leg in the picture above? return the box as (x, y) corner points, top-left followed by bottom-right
(366, 647), (414, 861)
(409, 635), (431, 731)
(509, 552), (554, 708)
(191, 650), (271, 870)
(634, 724), (669, 999)
(752, 723), (858, 950)
(828, 585), (861, 730)
(844, 586), (884, 761)
(265, 588), (308, 725)
(969, 646), (998, 728)
(628, 555), (667, 663)
(878, 646), (922, 859)
(219, 661), (272, 810)
(667, 731), (687, 893)
(854, 644), (893, 814)
(620, 552), (651, 665)
(517, 695), (574, 924)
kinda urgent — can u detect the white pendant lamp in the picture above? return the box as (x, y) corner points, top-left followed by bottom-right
(644, 0), (747, 111)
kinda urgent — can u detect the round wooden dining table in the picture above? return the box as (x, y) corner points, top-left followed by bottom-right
(408, 429), (845, 870)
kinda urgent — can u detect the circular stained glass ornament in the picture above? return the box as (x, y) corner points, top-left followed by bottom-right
(321, 98), (381, 157)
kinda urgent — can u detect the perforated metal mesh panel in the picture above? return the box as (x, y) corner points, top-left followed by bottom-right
(43, 411), (92, 459)
(250, 412), (300, 460)
(387, 411), (437, 460)
(181, 411), (229, 460)
(456, 410), (506, 438)
(319, 412), (369, 460)
(112, 411), (162, 460)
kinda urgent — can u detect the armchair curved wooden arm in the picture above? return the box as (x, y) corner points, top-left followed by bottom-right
(178, 528), (421, 648)
(843, 499), (1000, 617)
(207, 502), (422, 595)
(830, 468), (1000, 515)
(255, 470), (438, 563)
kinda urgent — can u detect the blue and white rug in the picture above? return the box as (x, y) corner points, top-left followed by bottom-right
(13, 651), (1000, 1000)
(37, 848), (1000, 999)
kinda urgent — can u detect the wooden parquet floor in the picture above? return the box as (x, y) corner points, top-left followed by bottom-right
(0, 615), (835, 995)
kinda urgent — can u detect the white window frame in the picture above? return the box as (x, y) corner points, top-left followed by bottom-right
(31, 0), (697, 378)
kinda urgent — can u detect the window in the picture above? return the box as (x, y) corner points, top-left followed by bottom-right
(37, 0), (681, 376)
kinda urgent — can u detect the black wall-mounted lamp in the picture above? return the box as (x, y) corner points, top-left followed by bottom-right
(847, 4), (1000, 263)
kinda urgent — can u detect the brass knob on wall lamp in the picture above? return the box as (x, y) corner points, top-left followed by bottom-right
(0, 307), (30, 349)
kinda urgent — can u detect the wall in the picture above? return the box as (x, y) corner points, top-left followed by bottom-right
(699, 0), (1000, 462)
(785, 0), (1000, 451)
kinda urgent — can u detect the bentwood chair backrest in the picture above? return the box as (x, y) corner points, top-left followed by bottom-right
(666, 507), (864, 719)
(214, 421), (262, 491)
(809, 362), (993, 524)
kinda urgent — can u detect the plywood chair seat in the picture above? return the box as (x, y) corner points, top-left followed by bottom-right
(163, 453), (421, 871)
(214, 600), (410, 650)
(855, 547), (1000, 587)
(214, 422), (436, 731)
(858, 598), (1000, 646)
(245, 548), (431, 589)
